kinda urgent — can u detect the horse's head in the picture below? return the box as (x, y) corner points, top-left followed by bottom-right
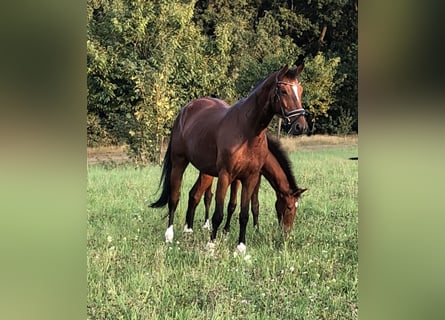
(273, 65), (308, 135)
(275, 187), (307, 234)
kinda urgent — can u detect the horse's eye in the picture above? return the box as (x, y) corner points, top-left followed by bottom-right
(280, 89), (287, 95)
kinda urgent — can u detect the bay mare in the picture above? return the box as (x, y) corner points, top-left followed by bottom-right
(151, 65), (307, 252)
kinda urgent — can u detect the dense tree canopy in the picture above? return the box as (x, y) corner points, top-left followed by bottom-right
(87, 0), (357, 163)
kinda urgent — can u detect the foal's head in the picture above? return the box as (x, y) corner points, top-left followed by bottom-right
(273, 65), (308, 135)
(266, 135), (307, 235)
(275, 188), (307, 234)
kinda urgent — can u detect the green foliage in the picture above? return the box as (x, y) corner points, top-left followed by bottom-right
(124, 0), (206, 164)
(88, 0), (207, 163)
(300, 52), (345, 134)
(235, 11), (303, 97)
(87, 113), (118, 147)
(336, 108), (356, 135)
(87, 0), (358, 162)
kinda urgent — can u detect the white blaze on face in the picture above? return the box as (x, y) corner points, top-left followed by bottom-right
(295, 201), (299, 208)
(292, 85), (300, 103)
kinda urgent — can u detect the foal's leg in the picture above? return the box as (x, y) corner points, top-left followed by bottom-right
(237, 174), (260, 252)
(223, 180), (240, 232)
(251, 176), (261, 231)
(203, 184), (213, 229)
(184, 174), (213, 233)
(165, 158), (189, 243)
(210, 171), (231, 242)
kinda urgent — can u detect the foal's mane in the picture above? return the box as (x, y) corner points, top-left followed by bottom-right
(266, 135), (298, 192)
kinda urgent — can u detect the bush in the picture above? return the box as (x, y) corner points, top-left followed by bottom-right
(335, 108), (356, 135)
(87, 113), (116, 147)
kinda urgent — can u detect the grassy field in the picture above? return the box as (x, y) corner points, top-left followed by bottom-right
(87, 136), (358, 319)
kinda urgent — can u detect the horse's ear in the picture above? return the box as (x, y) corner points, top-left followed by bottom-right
(295, 64), (304, 76)
(294, 188), (307, 197)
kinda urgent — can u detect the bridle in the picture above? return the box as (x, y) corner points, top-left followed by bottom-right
(274, 78), (306, 125)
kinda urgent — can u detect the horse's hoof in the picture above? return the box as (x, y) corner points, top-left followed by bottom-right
(165, 226), (174, 243)
(183, 224), (193, 233)
(206, 241), (215, 249)
(236, 242), (247, 254)
(206, 241), (216, 256)
(202, 220), (210, 230)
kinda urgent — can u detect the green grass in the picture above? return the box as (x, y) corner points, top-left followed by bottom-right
(87, 145), (358, 319)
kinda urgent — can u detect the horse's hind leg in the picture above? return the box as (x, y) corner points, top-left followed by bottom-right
(251, 176), (261, 231)
(184, 174), (213, 233)
(223, 180), (240, 232)
(203, 183), (213, 229)
(165, 157), (189, 243)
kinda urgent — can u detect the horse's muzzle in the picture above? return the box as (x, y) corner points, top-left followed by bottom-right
(280, 222), (292, 236)
(286, 119), (308, 135)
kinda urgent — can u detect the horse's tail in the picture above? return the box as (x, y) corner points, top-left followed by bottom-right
(150, 140), (172, 208)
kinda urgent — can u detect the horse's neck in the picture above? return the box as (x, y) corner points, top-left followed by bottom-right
(261, 154), (290, 195)
(231, 75), (276, 135)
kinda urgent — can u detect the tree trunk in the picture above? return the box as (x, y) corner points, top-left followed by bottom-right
(277, 118), (282, 138)
(319, 25), (327, 44)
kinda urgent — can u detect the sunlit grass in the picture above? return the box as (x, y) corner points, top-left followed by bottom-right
(279, 134), (358, 153)
(87, 144), (358, 319)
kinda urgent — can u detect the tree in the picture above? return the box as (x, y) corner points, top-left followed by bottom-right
(87, 0), (357, 163)
(88, 0), (209, 163)
(299, 52), (345, 133)
(87, 0), (153, 147)
(263, 0), (358, 133)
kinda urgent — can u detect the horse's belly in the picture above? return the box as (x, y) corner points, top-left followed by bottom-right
(188, 145), (218, 177)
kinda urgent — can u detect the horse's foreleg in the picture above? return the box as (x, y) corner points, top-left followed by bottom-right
(224, 180), (240, 232)
(251, 176), (261, 231)
(237, 174), (260, 252)
(184, 174), (213, 232)
(165, 159), (188, 243)
(210, 172), (230, 242)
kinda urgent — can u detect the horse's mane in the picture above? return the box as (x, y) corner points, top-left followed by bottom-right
(266, 135), (299, 192)
(248, 76), (268, 95)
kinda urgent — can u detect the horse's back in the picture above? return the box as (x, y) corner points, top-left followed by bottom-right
(181, 97), (228, 124)
(178, 97), (228, 138)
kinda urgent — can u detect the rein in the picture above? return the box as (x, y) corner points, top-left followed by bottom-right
(275, 80), (305, 124)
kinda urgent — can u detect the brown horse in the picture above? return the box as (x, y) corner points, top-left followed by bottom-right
(183, 136), (307, 235)
(151, 65), (307, 252)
